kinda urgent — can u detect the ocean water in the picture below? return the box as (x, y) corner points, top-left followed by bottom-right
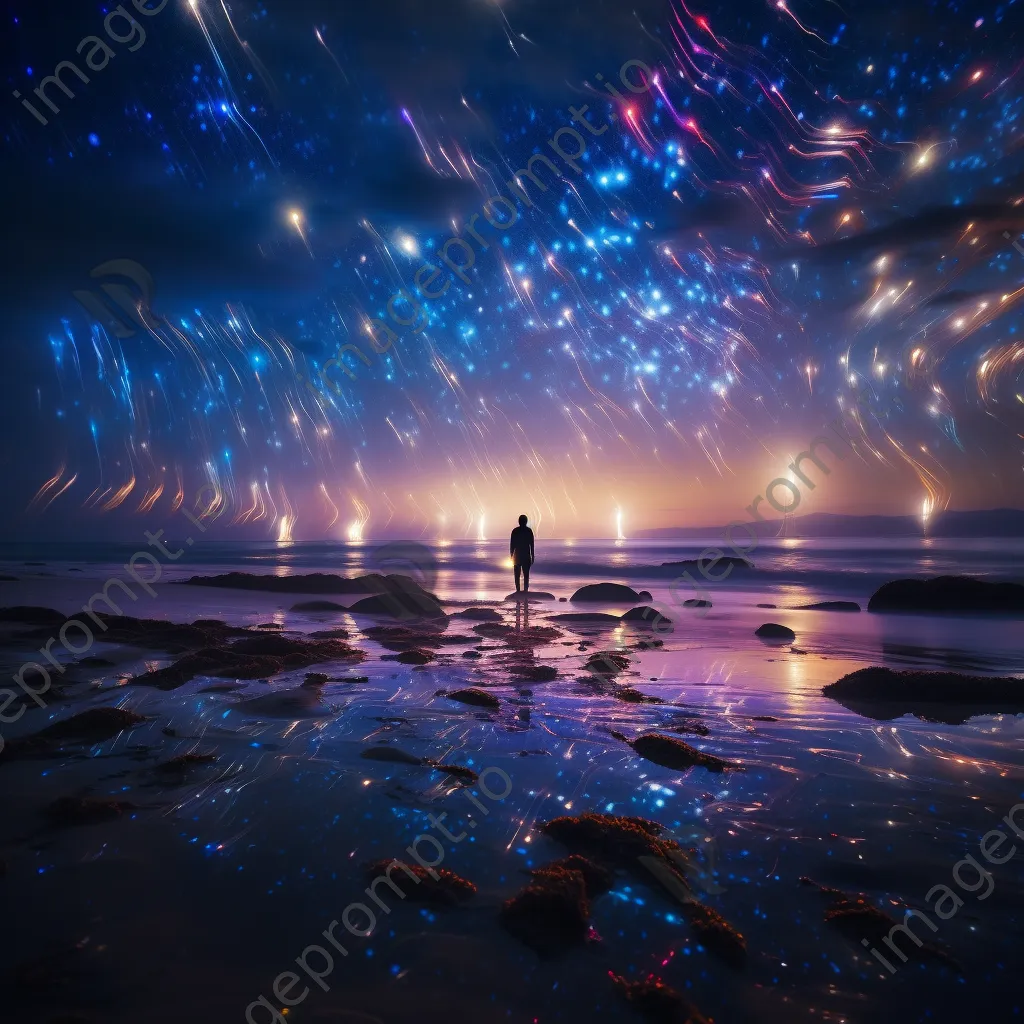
(0, 538), (1021, 1023)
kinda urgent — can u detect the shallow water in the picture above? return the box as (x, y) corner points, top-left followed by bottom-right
(0, 539), (1022, 1023)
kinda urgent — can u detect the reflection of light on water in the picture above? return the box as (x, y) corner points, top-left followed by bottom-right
(276, 515), (294, 543)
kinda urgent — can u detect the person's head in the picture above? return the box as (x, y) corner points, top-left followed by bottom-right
(518, 514), (528, 526)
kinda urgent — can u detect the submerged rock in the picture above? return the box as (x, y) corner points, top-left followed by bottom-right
(797, 601), (861, 612)
(822, 666), (1024, 723)
(801, 876), (960, 971)
(436, 687), (500, 709)
(424, 760), (478, 783)
(500, 865), (592, 956)
(33, 707), (146, 742)
(154, 751), (218, 773)
(365, 859), (476, 906)
(586, 652), (631, 675)
(234, 687), (334, 718)
(755, 622), (796, 641)
(570, 583), (647, 603)
(612, 731), (738, 773)
(682, 902), (747, 967)
(669, 719), (710, 737)
(610, 974), (710, 1024)
(868, 575), (1024, 613)
(47, 796), (136, 826)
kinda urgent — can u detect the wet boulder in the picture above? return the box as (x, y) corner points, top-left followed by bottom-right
(570, 583), (646, 603)
(755, 622), (796, 641)
(868, 575), (1024, 613)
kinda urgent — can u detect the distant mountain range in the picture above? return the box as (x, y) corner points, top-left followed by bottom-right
(635, 508), (1024, 539)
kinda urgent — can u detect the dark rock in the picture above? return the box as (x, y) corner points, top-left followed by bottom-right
(33, 707), (146, 742)
(437, 687), (500, 709)
(558, 597), (568, 602)
(586, 651), (630, 675)
(0, 606), (68, 626)
(308, 628), (351, 639)
(424, 760), (478, 782)
(0, 575), (18, 582)
(47, 796), (136, 826)
(612, 731), (738, 773)
(462, 650), (482, 659)
(638, 590), (653, 601)
(504, 591), (557, 602)
(256, 622), (284, 630)
(822, 666), (1024, 722)
(661, 556), (753, 572)
(682, 901), (746, 967)
(750, 715), (778, 722)
(610, 974), (710, 1024)
(615, 687), (664, 704)
(511, 664), (558, 682)
(181, 570), (439, 598)
(550, 612), (622, 624)
(797, 601), (860, 612)
(457, 607), (504, 621)
(303, 672), (330, 686)
(500, 865), (591, 955)
(155, 752), (218, 773)
(348, 593), (446, 618)
(669, 719), (710, 736)
(290, 600), (349, 612)
(77, 656), (113, 667)
(365, 859), (476, 906)
(683, 599), (711, 608)
(234, 687), (334, 718)
(360, 747), (423, 765)
(802, 876), (960, 971)
(755, 622), (796, 641)
(529, 855), (613, 898)
(385, 648), (435, 665)
(541, 812), (682, 866)
(868, 575), (1024, 614)
(621, 605), (674, 626)
(570, 583), (646, 603)
(756, 603), (776, 608)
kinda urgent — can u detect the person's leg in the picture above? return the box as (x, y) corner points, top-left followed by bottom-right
(523, 562), (530, 592)
(514, 563), (522, 592)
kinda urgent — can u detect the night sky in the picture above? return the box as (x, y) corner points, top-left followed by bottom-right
(1, 0), (1022, 540)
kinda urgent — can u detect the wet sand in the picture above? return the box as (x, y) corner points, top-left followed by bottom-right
(0, 541), (1022, 1023)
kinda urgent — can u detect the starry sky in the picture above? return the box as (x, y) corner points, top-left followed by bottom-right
(1, 0), (1022, 541)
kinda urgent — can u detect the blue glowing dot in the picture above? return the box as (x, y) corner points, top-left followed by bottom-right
(87, 133), (100, 146)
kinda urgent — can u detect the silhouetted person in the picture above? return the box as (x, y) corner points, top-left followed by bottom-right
(510, 514), (535, 595)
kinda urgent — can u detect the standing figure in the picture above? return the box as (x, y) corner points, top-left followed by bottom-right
(510, 514), (535, 595)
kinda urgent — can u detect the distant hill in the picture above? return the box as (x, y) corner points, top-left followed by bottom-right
(635, 508), (1024, 539)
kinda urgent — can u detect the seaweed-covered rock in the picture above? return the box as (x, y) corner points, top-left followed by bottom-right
(610, 975), (710, 1024)
(511, 664), (558, 682)
(529, 855), (613, 898)
(365, 859), (476, 906)
(612, 731), (738, 773)
(755, 622), (796, 641)
(868, 575), (1024, 614)
(541, 812), (680, 866)
(682, 901), (746, 967)
(615, 687), (664, 704)
(383, 648), (435, 665)
(570, 583), (646, 603)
